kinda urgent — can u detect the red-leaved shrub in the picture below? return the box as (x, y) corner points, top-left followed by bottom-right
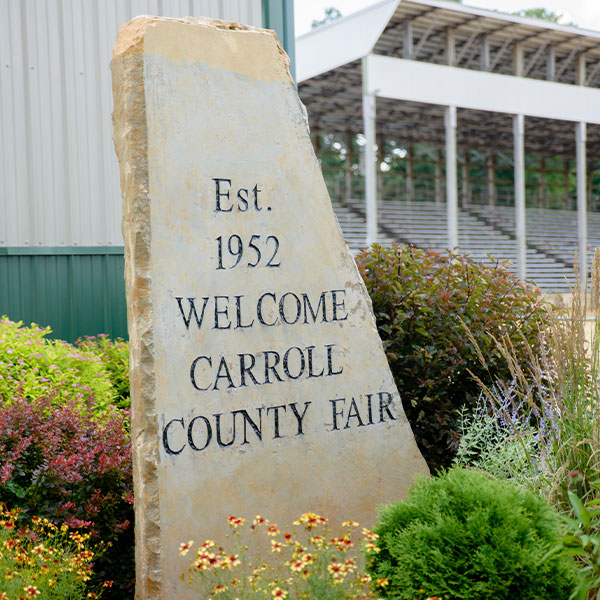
(356, 244), (550, 472)
(0, 394), (134, 598)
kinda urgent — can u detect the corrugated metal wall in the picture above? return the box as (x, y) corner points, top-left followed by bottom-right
(0, 247), (127, 340)
(0, 0), (262, 247)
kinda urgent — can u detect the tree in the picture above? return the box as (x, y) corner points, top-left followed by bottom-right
(311, 7), (343, 29)
(513, 8), (562, 23)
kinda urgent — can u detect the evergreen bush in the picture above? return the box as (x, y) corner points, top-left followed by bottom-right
(367, 468), (576, 600)
(355, 244), (550, 471)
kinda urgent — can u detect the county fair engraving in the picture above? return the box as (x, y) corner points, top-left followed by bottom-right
(161, 178), (398, 457)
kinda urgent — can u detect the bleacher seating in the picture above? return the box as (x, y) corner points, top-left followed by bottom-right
(332, 199), (581, 293)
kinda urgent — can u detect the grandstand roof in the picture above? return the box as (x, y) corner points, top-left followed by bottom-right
(297, 0), (600, 158)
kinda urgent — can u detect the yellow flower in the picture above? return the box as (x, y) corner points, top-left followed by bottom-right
(376, 577), (389, 588)
(226, 554), (241, 567)
(271, 540), (284, 552)
(272, 587), (287, 598)
(330, 535), (353, 551)
(200, 540), (216, 550)
(342, 520), (359, 527)
(293, 513), (327, 530)
(289, 559), (305, 572)
(179, 541), (194, 556)
(23, 586), (41, 597)
(227, 515), (245, 528)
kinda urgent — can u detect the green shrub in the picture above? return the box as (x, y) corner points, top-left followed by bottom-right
(0, 317), (115, 411)
(368, 468), (576, 600)
(355, 244), (549, 471)
(554, 488), (600, 600)
(76, 334), (130, 410)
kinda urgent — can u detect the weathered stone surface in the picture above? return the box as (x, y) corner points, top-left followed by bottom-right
(112, 16), (428, 599)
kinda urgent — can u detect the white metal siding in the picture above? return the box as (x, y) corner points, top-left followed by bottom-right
(0, 0), (262, 246)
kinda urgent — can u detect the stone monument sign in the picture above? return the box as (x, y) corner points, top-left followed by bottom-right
(112, 16), (428, 598)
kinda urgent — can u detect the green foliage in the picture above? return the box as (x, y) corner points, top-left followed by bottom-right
(0, 317), (115, 412)
(454, 260), (600, 598)
(355, 245), (549, 471)
(456, 255), (600, 512)
(75, 334), (130, 410)
(553, 489), (600, 600)
(311, 7), (343, 29)
(368, 468), (576, 600)
(513, 8), (563, 23)
(454, 399), (542, 487)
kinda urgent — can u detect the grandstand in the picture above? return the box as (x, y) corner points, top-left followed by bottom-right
(297, 0), (600, 294)
(332, 198), (579, 291)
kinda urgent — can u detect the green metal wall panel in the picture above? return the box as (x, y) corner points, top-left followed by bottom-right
(262, 0), (296, 81)
(0, 248), (127, 342)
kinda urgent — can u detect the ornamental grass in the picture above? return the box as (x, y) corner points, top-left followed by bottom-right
(456, 251), (600, 511)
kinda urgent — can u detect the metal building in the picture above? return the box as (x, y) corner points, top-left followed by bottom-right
(297, 0), (600, 292)
(0, 0), (295, 340)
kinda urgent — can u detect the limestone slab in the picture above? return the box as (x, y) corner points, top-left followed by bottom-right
(111, 16), (428, 599)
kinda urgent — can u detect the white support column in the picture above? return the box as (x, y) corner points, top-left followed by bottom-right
(546, 46), (555, 81)
(577, 54), (587, 86)
(445, 105), (458, 250)
(513, 113), (526, 280)
(435, 148), (443, 205)
(480, 34), (490, 71)
(514, 42), (524, 77)
(446, 27), (455, 66)
(574, 55), (587, 287)
(403, 22), (413, 59)
(362, 57), (377, 247)
(576, 121), (587, 288)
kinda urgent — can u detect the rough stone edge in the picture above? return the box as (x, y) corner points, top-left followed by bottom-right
(111, 22), (160, 599)
(113, 15), (292, 85)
